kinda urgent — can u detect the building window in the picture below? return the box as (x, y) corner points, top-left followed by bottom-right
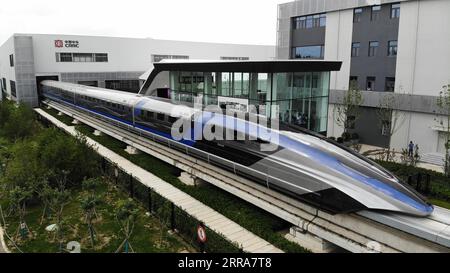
(105, 80), (140, 93)
(369, 41), (379, 57)
(95, 53), (108, 62)
(2, 78), (6, 91)
(10, 80), (16, 97)
(56, 52), (108, 62)
(293, 16), (306, 29)
(293, 13), (326, 29)
(385, 77), (396, 92)
(306, 15), (313, 28)
(220, 57), (250, 61)
(366, 77), (376, 91)
(388, 40), (398, 56)
(391, 3), (401, 19)
(313, 14), (321, 27)
(9, 54), (14, 67)
(292, 45), (324, 59)
(382, 120), (391, 136)
(354, 8), (363, 23)
(351, 43), (360, 57)
(320, 14), (326, 27)
(57, 53), (72, 62)
(371, 5), (381, 21)
(152, 54), (189, 63)
(73, 53), (93, 62)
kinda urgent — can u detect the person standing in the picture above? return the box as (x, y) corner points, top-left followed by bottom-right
(408, 141), (414, 157)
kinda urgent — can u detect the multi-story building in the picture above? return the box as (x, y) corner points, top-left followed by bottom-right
(0, 33), (275, 107)
(277, 0), (450, 160)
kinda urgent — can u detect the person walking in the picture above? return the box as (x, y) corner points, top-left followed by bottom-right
(408, 141), (414, 157)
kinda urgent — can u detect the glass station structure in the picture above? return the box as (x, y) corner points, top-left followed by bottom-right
(140, 60), (341, 135)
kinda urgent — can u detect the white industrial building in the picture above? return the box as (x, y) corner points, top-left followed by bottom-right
(0, 33), (274, 107)
(277, 0), (450, 162)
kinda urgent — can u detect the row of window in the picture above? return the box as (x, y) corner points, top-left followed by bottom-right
(220, 57), (250, 61)
(353, 3), (400, 23)
(0, 78), (16, 97)
(351, 41), (397, 57)
(152, 54), (189, 63)
(350, 76), (395, 92)
(105, 80), (140, 93)
(292, 45), (324, 59)
(56, 53), (108, 63)
(293, 13), (326, 30)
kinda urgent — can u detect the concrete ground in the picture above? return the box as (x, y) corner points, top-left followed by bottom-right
(360, 144), (444, 173)
(0, 227), (8, 253)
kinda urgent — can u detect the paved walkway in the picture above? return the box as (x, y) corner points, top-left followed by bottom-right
(0, 227), (8, 253)
(35, 108), (283, 253)
(360, 144), (444, 173)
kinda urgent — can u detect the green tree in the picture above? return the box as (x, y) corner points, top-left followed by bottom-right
(0, 102), (39, 140)
(8, 186), (33, 240)
(436, 84), (450, 175)
(35, 128), (100, 186)
(115, 199), (139, 253)
(334, 81), (364, 135)
(81, 178), (101, 247)
(46, 171), (71, 252)
(376, 93), (405, 162)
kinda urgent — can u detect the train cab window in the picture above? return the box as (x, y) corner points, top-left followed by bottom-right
(168, 116), (177, 124)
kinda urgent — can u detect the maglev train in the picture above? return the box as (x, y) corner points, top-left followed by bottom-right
(40, 80), (433, 217)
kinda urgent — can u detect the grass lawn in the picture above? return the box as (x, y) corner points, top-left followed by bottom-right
(41, 107), (75, 126)
(0, 178), (195, 253)
(429, 199), (450, 210)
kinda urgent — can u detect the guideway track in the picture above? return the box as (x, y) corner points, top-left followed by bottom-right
(40, 100), (450, 253)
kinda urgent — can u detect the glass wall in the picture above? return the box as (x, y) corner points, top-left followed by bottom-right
(168, 71), (331, 134)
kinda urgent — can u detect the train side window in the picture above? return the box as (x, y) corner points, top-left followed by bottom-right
(157, 113), (165, 121)
(147, 111), (154, 118)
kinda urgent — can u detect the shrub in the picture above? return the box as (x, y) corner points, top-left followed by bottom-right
(342, 132), (351, 141)
(337, 137), (344, 143)
(329, 137), (336, 141)
(0, 102), (39, 140)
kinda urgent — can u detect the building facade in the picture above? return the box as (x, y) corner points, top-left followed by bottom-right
(277, 0), (450, 160)
(0, 34), (275, 107)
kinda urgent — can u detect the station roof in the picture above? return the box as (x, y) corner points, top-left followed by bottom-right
(154, 59), (342, 73)
(140, 59), (342, 93)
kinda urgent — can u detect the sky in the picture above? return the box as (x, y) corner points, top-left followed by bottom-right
(0, 0), (288, 46)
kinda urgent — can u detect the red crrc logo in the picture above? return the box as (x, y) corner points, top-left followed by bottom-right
(55, 40), (64, 48)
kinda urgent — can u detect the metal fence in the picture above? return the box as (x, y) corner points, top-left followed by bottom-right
(101, 157), (242, 253)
